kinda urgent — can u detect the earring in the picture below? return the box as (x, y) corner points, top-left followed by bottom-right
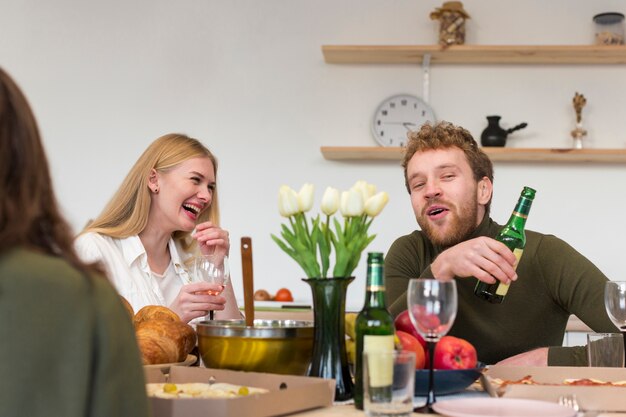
(153, 187), (159, 193)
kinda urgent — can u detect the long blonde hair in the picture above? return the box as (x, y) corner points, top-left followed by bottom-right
(83, 133), (219, 251)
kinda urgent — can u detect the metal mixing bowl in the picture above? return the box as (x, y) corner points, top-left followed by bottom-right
(196, 319), (314, 376)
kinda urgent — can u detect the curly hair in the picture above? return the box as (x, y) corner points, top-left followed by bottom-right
(402, 121), (494, 212)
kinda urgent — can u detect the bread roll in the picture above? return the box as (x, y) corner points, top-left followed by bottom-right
(134, 305), (180, 326)
(136, 320), (195, 362)
(132, 305), (197, 365)
(136, 329), (179, 365)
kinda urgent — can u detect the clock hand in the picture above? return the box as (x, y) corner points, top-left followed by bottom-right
(382, 122), (416, 126)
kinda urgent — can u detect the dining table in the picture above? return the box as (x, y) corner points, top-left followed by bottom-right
(290, 404), (433, 416)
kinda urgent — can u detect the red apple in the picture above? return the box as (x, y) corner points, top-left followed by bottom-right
(394, 309), (427, 349)
(396, 330), (426, 369)
(433, 336), (477, 370)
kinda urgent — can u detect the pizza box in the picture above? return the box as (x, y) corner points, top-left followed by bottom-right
(145, 366), (335, 417)
(486, 365), (626, 411)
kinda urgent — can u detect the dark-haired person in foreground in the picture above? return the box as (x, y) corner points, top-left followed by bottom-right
(0, 67), (150, 417)
(385, 121), (615, 366)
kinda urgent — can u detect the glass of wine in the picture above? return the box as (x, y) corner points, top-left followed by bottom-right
(604, 281), (626, 367)
(407, 278), (458, 413)
(191, 254), (230, 320)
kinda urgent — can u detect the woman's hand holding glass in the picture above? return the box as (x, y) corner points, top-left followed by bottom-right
(191, 254), (231, 320)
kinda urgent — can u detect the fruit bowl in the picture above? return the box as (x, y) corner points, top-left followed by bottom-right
(414, 363), (486, 396)
(196, 319), (314, 376)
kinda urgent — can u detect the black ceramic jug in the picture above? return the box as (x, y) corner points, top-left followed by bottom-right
(480, 115), (528, 147)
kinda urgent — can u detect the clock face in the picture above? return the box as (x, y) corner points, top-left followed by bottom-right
(371, 94), (436, 147)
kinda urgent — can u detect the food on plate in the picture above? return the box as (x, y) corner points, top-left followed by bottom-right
(395, 330), (426, 369)
(565, 378), (626, 386)
(394, 310), (477, 370)
(146, 382), (269, 398)
(394, 309), (426, 349)
(490, 375), (626, 388)
(254, 289), (272, 301)
(134, 305), (181, 326)
(433, 335), (477, 370)
(136, 331), (179, 365)
(136, 319), (196, 362)
(274, 288), (294, 302)
(132, 305), (197, 365)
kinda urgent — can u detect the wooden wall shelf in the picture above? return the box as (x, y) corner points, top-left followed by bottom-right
(321, 45), (626, 65)
(320, 146), (626, 163)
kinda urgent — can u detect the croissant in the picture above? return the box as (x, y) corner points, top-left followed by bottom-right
(136, 319), (196, 362)
(136, 329), (179, 365)
(131, 305), (197, 365)
(133, 305), (180, 326)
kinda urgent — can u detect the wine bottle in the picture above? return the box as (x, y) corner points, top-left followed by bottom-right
(474, 186), (536, 303)
(354, 252), (395, 410)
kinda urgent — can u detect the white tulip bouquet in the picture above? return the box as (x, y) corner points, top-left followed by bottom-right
(271, 180), (389, 278)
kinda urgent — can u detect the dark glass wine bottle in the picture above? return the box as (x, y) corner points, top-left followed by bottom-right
(474, 186), (536, 303)
(354, 252), (395, 410)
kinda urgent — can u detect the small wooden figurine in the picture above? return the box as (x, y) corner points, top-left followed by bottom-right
(571, 92), (587, 149)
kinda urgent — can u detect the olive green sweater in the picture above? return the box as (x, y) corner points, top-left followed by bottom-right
(0, 248), (150, 417)
(385, 215), (616, 366)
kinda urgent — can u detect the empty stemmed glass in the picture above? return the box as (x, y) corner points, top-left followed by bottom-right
(604, 281), (626, 367)
(191, 254), (230, 320)
(407, 278), (458, 413)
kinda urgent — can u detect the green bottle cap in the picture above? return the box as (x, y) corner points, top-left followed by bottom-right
(367, 252), (384, 263)
(522, 186), (536, 200)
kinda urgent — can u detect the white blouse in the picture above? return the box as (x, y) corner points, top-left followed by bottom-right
(75, 232), (192, 313)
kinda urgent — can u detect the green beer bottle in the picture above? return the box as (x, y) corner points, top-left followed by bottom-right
(354, 252), (395, 410)
(474, 186), (536, 303)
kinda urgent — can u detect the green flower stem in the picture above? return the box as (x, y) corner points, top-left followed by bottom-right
(274, 209), (381, 279)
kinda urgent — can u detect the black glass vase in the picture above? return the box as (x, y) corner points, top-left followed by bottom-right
(303, 276), (355, 401)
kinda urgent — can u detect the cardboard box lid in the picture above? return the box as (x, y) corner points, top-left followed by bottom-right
(486, 366), (626, 411)
(145, 366), (335, 417)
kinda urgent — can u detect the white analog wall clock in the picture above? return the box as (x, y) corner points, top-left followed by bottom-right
(371, 94), (436, 147)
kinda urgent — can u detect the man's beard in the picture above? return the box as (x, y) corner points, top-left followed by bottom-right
(417, 197), (479, 247)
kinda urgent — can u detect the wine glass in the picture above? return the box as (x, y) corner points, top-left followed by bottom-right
(191, 254), (230, 320)
(604, 281), (626, 367)
(407, 278), (458, 413)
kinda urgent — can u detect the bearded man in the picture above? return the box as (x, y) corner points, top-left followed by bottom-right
(385, 121), (615, 366)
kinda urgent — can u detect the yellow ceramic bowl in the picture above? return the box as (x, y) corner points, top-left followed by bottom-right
(196, 319), (314, 376)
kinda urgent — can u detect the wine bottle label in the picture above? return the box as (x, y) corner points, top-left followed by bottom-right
(495, 248), (523, 296)
(363, 335), (395, 387)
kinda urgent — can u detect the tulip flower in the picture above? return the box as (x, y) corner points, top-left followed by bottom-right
(352, 180), (377, 202)
(272, 181), (389, 279)
(278, 185), (299, 217)
(340, 189), (364, 217)
(297, 183), (315, 212)
(364, 192), (389, 217)
(321, 187), (340, 216)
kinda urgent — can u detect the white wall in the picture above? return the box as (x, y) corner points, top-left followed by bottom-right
(2, 0), (625, 310)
